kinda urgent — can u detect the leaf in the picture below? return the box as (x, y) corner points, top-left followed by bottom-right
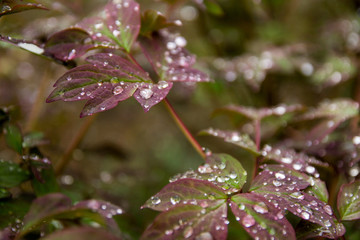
(261, 145), (328, 178)
(140, 31), (210, 83)
(0, 197), (30, 229)
(141, 202), (227, 240)
(0, 0), (47, 18)
(298, 98), (359, 122)
(20, 193), (106, 237)
(44, 28), (94, 62)
(75, 0), (141, 52)
(203, 0), (224, 16)
(230, 193), (296, 240)
(170, 153), (247, 194)
(140, 10), (178, 37)
(0, 160), (30, 188)
(42, 227), (121, 240)
(0, 34), (44, 55)
(22, 131), (47, 148)
(250, 170), (339, 234)
(31, 167), (59, 196)
(295, 220), (346, 240)
(47, 53), (172, 116)
(218, 104), (303, 122)
(4, 123), (23, 154)
(0, 188), (11, 199)
(142, 179), (227, 211)
(337, 180), (360, 221)
(200, 128), (259, 155)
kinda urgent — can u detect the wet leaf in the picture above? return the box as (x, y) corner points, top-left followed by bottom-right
(0, 34), (44, 55)
(42, 227), (121, 240)
(141, 202), (227, 240)
(170, 154), (247, 194)
(218, 104), (303, 122)
(47, 53), (171, 116)
(20, 193), (106, 237)
(0, 0), (47, 18)
(298, 98), (358, 122)
(230, 193), (296, 240)
(140, 30), (210, 83)
(0, 197), (30, 229)
(44, 28), (94, 62)
(0, 160), (29, 188)
(260, 145), (328, 178)
(4, 123), (23, 154)
(200, 128), (259, 155)
(337, 180), (360, 221)
(296, 220), (345, 239)
(140, 10), (178, 37)
(250, 170), (339, 233)
(142, 179), (226, 211)
(75, 0), (140, 52)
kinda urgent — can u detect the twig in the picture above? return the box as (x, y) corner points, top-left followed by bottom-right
(55, 114), (97, 175)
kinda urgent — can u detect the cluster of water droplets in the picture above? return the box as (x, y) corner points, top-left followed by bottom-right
(82, 200), (123, 219)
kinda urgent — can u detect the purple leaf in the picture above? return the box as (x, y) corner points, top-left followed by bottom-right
(42, 227), (121, 240)
(0, 34), (44, 55)
(140, 30), (210, 83)
(169, 154), (247, 194)
(250, 170), (340, 235)
(142, 178), (226, 211)
(0, 1), (47, 18)
(75, 0), (140, 52)
(337, 180), (360, 221)
(44, 28), (94, 61)
(200, 128), (259, 155)
(260, 145), (328, 178)
(47, 53), (170, 116)
(295, 220), (346, 240)
(141, 202), (227, 240)
(230, 193), (296, 240)
(218, 104), (303, 121)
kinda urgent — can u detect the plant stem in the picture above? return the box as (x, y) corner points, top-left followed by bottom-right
(252, 119), (262, 180)
(55, 114), (97, 175)
(163, 98), (206, 159)
(125, 52), (206, 159)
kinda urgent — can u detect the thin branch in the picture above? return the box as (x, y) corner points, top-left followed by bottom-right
(163, 98), (206, 159)
(254, 119), (261, 151)
(55, 114), (97, 175)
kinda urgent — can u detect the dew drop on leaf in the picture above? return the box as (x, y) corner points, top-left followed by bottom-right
(195, 232), (213, 240)
(113, 86), (124, 95)
(140, 88), (153, 99)
(242, 214), (255, 227)
(275, 172), (286, 180)
(323, 205), (333, 215)
(289, 192), (305, 200)
(157, 81), (169, 89)
(253, 202), (269, 214)
(300, 211), (310, 220)
(272, 180), (282, 187)
(165, 229), (173, 235)
(183, 226), (194, 238)
(151, 196), (161, 205)
(170, 195), (181, 205)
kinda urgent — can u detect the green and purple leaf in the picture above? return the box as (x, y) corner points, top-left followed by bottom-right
(44, 28), (94, 62)
(140, 31), (210, 83)
(142, 178), (226, 211)
(230, 193), (296, 240)
(295, 220), (346, 240)
(47, 53), (172, 116)
(200, 128), (259, 155)
(42, 227), (121, 240)
(75, 0), (140, 52)
(337, 180), (360, 221)
(0, 34), (45, 55)
(141, 202), (227, 240)
(140, 10), (179, 37)
(0, 0), (47, 18)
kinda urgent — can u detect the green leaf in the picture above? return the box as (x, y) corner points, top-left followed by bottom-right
(200, 128), (259, 155)
(4, 123), (23, 154)
(203, 0), (224, 16)
(22, 131), (47, 148)
(0, 188), (11, 199)
(31, 167), (59, 196)
(337, 180), (360, 221)
(42, 227), (120, 240)
(0, 160), (30, 188)
(140, 10), (177, 37)
(0, 197), (31, 228)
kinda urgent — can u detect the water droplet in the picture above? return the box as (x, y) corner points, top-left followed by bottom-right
(67, 49), (76, 60)
(113, 30), (120, 37)
(324, 220), (332, 228)
(229, 172), (237, 179)
(305, 166), (315, 174)
(183, 226), (193, 238)
(151, 196), (161, 205)
(140, 88), (153, 99)
(290, 192), (304, 200)
(242, 214), (255, 227)
(253, 202), (268, 214)
(300, 211), (310, 220)
(113, 86), (124, 95)
(272, 180), (282, 187)
(293, 163), (302, 170)
(165, 229), (173, 235)
(157, 81), (169, 89)
(275, 172), (286, 180)
(167, 42), (177, 50)
(353, 136), (360, 145)
(195, 232), (213, 240)
(281, 157), (292, 164)
(170, 195), (181, 205)
(323, 205), (333, 215)
(218, 162), (226, 170)
(175, 36), (187, 47)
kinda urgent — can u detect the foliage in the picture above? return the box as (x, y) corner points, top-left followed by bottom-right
(1, 0), (360, 239)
